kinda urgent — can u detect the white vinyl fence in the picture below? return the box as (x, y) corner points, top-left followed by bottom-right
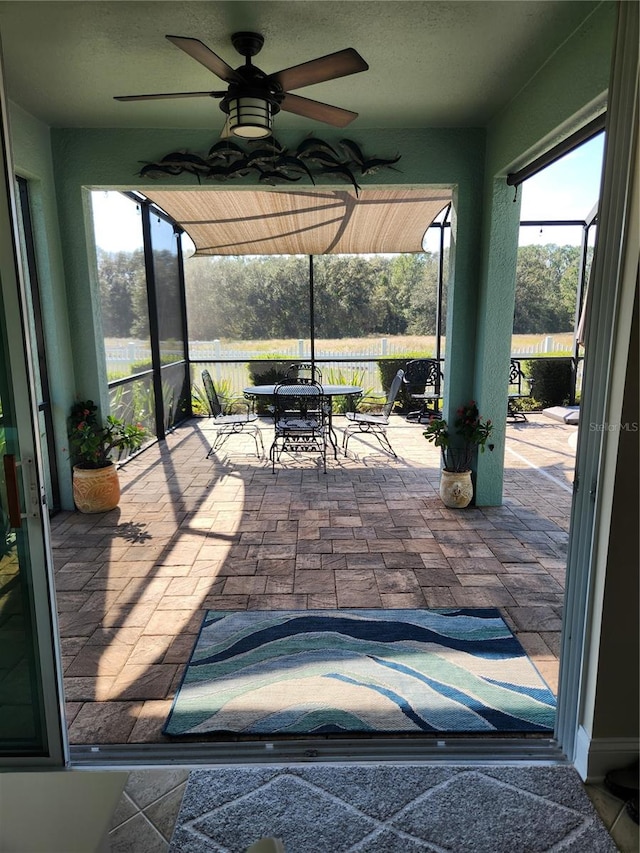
(106, 336), (575, 396)
(510, 336), (569, 356)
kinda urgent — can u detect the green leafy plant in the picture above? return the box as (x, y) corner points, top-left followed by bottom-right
(423, 400), (494, 472)
(108, 382), (157, 443)
(192, 377), (238, 415)
(191, 382), (209, 416)
(68, 400), (147, 469)
(323, 366), (375, 413)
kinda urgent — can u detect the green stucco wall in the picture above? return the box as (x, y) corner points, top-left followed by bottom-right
(8, 0), (616, 510)
(470, 0), (616, 503)
(486, 1), (616, 178)
(9, 102), (76, 507)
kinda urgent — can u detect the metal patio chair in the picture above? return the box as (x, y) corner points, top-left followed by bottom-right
(285, 363), (332, 444)
(201, 369), (264, 458)
(342, 369), (404, 457)
(403, 358), (442, 423)
(270, 380), (329, 472)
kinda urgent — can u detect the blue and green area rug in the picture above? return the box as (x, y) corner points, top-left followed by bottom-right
(163, 608), (556, 737)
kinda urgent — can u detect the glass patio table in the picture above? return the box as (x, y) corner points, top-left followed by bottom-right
(243, 383), (363, 457)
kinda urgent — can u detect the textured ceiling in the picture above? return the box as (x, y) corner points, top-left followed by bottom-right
(0, 1), (602, 133)
(0, 1), (603, 255)
(144, 188), (452, 255)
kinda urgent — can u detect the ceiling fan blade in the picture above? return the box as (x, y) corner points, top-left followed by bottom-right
(166, 35), (242, 83)
(269, 48), (368, 92)
(280, 93), (358, 127)
(114, 91), (225, 102)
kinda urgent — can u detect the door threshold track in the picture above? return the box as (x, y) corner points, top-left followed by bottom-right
(71, 736), (568, 768)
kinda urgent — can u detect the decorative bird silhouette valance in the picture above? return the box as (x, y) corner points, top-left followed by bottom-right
(139, 135), (402, 195)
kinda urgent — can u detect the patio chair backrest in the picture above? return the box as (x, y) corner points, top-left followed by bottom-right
(285, 363), (323, 384)
(509, 358), (527, 394)
(202, 369), (223, 418)
(404, 359), (441, 393)
(382, 369), (405, 418)
(274, 380), (325, 424)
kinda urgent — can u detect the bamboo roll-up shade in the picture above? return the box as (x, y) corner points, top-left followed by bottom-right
(144, 187), (451, 255)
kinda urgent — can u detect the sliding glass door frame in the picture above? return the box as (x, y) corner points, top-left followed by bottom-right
(16, 175), (61, 512)
(0, 80), (66, 765)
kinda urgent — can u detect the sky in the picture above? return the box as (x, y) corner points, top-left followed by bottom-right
(518, 132), (604, 245)
(91, 133), (605, 254)
(91, 192), (144, 253)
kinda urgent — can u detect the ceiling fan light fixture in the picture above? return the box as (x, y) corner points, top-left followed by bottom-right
(227, 96), (273, 138)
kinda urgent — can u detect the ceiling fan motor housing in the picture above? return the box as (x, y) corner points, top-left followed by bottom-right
(221, 32), (284, 133)
(230, 31), (265, 58)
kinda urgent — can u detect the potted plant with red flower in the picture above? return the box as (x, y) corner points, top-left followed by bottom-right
(68, 400), (146, 512)
(423, 401), (494, 507)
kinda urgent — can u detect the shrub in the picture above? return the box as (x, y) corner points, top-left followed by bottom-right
(525, 358), (573, 407)
(247, 360), (296, 385)
(246, 361), (297, 414)
(377, 359), (406, 395)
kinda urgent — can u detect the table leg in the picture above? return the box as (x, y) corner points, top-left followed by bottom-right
(326, 402), (339, 459)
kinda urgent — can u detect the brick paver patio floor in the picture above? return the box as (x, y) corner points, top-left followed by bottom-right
(52, 414), (577, 745)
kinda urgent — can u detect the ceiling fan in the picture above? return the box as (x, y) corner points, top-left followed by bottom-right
(115, 32), (369, 139)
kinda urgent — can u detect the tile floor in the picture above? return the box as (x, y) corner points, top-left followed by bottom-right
(586, 782), (640, 853)
(108, 768), (189, 853)
(106, 768), (639, 853)
(52, 414), (576, 746)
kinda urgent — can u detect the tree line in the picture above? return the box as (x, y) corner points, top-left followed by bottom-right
(97, 244), (583, 341)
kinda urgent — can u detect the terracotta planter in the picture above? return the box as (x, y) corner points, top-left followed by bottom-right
(72, 463), (120, 513)
(439, 469), (473, 508)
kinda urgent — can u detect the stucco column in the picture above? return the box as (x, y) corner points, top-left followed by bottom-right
(442, 183), (483, 432)
(60, 181), (109, 409)
(473, 179), (521, 505)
